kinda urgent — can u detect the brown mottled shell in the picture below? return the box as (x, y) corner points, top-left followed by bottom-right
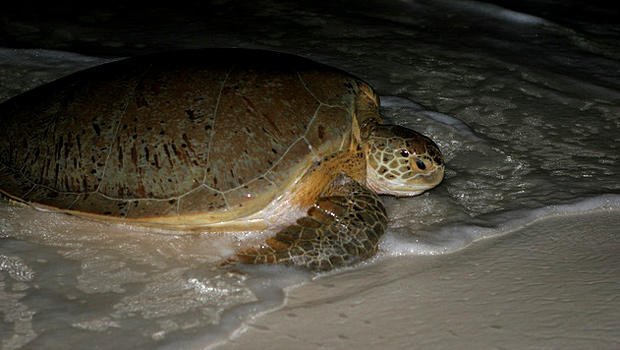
(0, 49), (365, 228)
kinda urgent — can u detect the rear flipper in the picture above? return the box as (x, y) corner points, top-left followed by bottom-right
(226, 175), (388, 270)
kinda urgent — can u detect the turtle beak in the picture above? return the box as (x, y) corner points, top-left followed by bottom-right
(369, 164), (444, 197)
(399, 165), (444, 196)
(419, 164), (444, 187)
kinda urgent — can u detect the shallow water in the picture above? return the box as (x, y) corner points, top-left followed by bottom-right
(1, 1), (619, 349)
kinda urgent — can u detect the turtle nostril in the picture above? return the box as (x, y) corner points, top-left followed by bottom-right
(400, 150), (409, 157)
(415, 159), (426, 170)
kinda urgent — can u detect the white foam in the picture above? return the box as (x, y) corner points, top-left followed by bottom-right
(382, 194), (620, 256)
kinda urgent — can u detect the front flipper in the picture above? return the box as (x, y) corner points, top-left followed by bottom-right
(227, 175), (388, 270)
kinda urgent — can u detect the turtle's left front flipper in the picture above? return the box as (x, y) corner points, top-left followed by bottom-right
(226, 175), (388, 270)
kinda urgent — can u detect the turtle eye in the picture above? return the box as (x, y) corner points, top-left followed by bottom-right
(400, 150), (409, 157)
(415, 159), (426, 170)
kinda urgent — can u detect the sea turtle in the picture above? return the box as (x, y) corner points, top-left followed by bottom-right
(0, 49), (444, 270)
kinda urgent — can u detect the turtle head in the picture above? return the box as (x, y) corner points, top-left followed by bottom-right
(365, 125), (444, 196)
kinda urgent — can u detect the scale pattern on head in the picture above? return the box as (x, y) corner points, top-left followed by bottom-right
(365, 125), (444, 196)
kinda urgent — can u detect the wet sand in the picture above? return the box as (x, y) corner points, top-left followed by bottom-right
(223, 209), (620, 349)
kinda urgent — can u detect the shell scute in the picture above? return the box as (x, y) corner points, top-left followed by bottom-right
(263, 139), (313, 186)
(2, 65), (144, 197)
(297, 70), (358, 107)
(204, 68), (321, 192)
(96, 62), (226, 200)
(304, 105), (352, 153)
(69, 193), (131, 217)
(124, 198), (180, 220)
(224, 177), (277, 214)
(178, 186), (227, 215)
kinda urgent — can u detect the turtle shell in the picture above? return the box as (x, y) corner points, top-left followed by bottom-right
(0, 49), (365, 228)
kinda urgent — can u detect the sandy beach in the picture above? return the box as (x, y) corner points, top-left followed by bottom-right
(225, 208), (620, 349)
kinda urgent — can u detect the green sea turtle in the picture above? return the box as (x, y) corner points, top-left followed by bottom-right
(0, 49), (444, 270)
